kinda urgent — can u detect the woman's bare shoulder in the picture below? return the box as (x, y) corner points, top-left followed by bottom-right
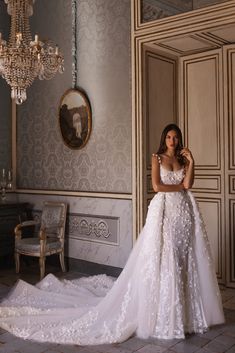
(152, 153), (161, 164)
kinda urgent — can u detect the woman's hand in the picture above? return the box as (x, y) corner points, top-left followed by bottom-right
(181, 148), (195, 189)
(180, 147), (194, 164)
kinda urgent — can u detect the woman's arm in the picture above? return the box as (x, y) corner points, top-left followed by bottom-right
(180, 148), (194, 189)
(151, 155), (185, 192)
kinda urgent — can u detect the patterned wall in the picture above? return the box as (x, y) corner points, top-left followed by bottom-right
(0, 2), (11, 170)
(17, 0), (132, 193)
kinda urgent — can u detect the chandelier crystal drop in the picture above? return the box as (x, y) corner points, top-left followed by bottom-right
(0, 0), (64, 104)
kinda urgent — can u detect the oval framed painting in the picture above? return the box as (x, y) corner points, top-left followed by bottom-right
(58, 88), (92, 149)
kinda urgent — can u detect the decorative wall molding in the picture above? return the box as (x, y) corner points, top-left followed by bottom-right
(182, 51), (222, 170)
(197, 198), (223, 280)
(227, 47), (235, 170)
(229, 175), (235, 194)
(228, 200), (235, 284)
(193, 175), (221, 194)
(224, 45), (235, 287)
(142, 48), (177, 219)
(141, 0), (229, 25)
(141, 0), (189, 23)
(15, 189), (132, 200)
(32, 210), (119, 245)
(155, 34), (219, 55)
(145, 50), (177, 170)
(68, 213), (119, 245)
(133, 0), (235, 35)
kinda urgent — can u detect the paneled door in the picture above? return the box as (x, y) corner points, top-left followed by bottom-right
(179, 49), (226, 284)
(142, 47), (178, 221)
(142, 46), (234, 286)
(223, 44), (235, 287)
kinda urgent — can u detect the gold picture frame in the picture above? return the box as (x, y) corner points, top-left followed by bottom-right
(58, 88), (92, 149)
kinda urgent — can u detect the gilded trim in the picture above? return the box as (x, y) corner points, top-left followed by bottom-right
(15, 188), (132, 200)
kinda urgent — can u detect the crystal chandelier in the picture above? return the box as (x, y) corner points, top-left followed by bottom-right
(0, 0), (64, 104)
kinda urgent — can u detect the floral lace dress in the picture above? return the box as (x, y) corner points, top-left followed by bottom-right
(0, 164), (224, 345)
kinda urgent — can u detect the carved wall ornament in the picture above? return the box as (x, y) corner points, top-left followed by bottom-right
(68, 213), (119, 244)
(77, 219), (110, 238)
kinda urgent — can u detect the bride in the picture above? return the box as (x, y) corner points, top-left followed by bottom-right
(0, 124), (224, 345)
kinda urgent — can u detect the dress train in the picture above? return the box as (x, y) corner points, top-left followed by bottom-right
(0, 168), (224, 345)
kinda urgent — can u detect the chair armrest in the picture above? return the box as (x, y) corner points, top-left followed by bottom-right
(14, 220), (39, 238)
(18, 220), (39, 228)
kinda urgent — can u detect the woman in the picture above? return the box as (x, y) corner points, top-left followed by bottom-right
(150, 124), (224, 338)
(0, 124), (224, 345)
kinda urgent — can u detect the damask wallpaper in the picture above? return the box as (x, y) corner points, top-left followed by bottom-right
(17, 0), (132, 193)
(0, 2), (11, 170)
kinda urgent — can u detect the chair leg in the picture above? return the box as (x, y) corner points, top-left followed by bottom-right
(15, 252), (20, 273)
(39, 256), (45, 279)
(59, 251), (66, 272)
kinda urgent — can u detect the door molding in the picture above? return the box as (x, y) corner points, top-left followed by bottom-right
(131, 0), (235, 236)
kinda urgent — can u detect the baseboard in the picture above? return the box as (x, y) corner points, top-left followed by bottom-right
(67, 257), (122, 278)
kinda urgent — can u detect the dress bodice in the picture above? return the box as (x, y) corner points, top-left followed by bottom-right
(160, 165), (184, 185)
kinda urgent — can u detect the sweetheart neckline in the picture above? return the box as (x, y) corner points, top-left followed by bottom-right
(160, 165), (184, 173)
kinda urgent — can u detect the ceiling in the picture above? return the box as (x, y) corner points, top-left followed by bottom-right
(145, 22), (235, 56)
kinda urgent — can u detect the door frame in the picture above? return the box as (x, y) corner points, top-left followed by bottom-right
(131, 0), (235, 236)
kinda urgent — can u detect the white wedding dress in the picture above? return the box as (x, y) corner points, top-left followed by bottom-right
(0, 165), (224, 345)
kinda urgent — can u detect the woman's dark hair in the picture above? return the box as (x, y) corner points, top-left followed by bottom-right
(157, 123), (185, 165)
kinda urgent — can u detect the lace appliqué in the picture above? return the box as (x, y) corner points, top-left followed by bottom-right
(0, 167), (224, 344)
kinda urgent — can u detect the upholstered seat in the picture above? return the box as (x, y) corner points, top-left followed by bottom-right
(14, 201), (67, 279)
(16, 238), (62, 253)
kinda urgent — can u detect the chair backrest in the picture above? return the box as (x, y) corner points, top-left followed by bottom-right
(41, 202), (67, 239)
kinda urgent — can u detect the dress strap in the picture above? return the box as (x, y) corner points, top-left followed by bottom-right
(152, 153), (161, 164)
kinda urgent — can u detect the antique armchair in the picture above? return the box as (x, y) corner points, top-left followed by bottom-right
(14, 201), (67, 279)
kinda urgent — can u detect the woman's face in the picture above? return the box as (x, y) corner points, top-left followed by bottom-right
(165, 130), (179, 151)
